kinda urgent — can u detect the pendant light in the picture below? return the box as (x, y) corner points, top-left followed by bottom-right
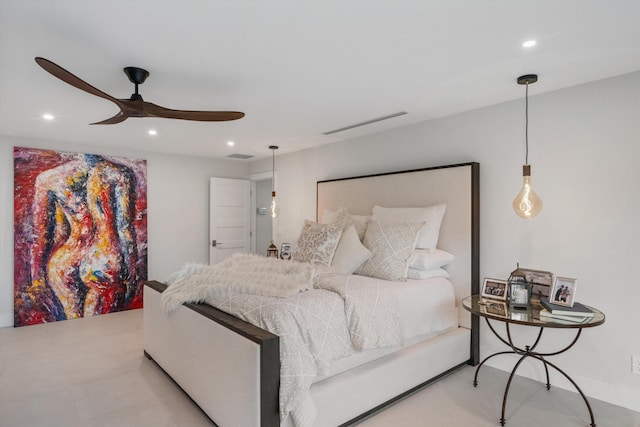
(269, 145), (280, 218)
(512, 74), (543, 219)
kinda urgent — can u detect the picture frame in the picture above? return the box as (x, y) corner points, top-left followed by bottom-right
(549, 276), (577, 307)
(481, 301), (507, 318)
(280, 243), (292, 260)
(481, 278), (508, 301)
(519, 267), (554, 298)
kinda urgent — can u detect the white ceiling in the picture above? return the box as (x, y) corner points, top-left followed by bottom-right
(1, 0), (639, 161)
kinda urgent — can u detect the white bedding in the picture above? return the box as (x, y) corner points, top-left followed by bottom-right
(315, 275), (457, 381)
(160, 256), (457, 427)
(394, 276), (457, 340)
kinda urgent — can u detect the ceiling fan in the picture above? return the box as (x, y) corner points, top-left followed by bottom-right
(35, 57), (245, 125)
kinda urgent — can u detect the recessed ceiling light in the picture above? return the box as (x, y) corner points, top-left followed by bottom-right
(227, 141), (235, 147)
(42, 113), (54, 121)
(148, 129), (157, 136)
(522, 40), (537, 48)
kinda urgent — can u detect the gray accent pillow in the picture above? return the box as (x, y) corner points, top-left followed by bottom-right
(357, 220), (424, 281)
(330, 225), (372, 274)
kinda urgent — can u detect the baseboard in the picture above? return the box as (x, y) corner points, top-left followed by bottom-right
(483, 356), (640, 413)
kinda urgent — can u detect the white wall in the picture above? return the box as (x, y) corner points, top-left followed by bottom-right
(249, 72), (640, 413)
(0, 135), (248, 327)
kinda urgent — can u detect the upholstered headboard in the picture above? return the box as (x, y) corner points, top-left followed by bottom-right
(316, 162), (480, 330)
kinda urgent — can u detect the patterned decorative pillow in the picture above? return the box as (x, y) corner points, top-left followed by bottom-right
(357, 220), (425, 281)
(292, 220), (344, 266)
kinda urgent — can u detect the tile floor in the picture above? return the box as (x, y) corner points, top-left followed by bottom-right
(0, 309), (638, 427)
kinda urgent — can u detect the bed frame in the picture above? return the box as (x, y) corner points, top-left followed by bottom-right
(144, 162), (480, 426)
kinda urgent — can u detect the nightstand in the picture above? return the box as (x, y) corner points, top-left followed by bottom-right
(462, 295), (605, 427)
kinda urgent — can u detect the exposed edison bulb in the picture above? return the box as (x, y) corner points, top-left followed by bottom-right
(269, 191), (280, 218)
(513, 165), (542, 219)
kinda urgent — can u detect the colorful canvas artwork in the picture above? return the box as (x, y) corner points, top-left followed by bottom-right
(14, 147), (148, 326)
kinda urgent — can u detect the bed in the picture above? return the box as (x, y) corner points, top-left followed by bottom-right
(143, 162), (480, 426)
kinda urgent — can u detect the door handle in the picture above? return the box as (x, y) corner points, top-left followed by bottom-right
(212, 240), (223, 247)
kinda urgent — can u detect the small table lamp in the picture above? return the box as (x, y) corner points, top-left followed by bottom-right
(508, 265), (532, 309)
(267, 241), (279, 258)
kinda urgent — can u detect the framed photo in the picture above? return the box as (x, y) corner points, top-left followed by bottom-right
(280, 243), (292, 260)
(549, 276), (577, 307)
(481, 301), (507, 317)
(519, 268), (554, 298)
(481, 278), (508, 301)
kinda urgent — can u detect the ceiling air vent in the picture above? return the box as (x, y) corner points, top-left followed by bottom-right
(226, 153), (254, 160)
(322, 111), (408, 135)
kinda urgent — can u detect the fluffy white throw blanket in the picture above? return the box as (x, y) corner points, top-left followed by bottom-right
(160, 253), (315, 314)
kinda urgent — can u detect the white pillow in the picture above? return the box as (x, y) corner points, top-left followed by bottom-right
(372, 204), (446, 250)
(356, 220), (424, 281)
(292, 220), (343, 266)
(408, 249), (455, 271)
(407, 268), (450, 280)
(330, 225), (372, 274)
(321, 209), (370, 241)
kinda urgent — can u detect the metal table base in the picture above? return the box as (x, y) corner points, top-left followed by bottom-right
(474, 317), (597, 427)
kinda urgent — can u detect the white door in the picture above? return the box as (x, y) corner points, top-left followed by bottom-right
(209, 178), (251, 264)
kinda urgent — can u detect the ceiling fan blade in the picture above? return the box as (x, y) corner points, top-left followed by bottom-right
(143, 102), (245, 122)
(35, 57), (123, 107)
(91, 112), (129, 125)
(90, 98), (150, 124)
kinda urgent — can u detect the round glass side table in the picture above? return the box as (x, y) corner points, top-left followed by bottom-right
(463, 295), (605, 427)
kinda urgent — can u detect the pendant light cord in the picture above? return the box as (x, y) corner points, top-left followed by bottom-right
(525, 82), (529, 165)
(271, 148), (275, 192)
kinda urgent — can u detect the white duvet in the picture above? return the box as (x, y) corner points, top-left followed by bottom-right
(160, 255), (422, 426)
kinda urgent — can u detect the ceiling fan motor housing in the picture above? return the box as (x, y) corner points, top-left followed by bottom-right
(124, 67), (149, 85)
(124, 67), (149, 100)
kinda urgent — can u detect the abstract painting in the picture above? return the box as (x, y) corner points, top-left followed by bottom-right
(14, 147), (147, 326)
